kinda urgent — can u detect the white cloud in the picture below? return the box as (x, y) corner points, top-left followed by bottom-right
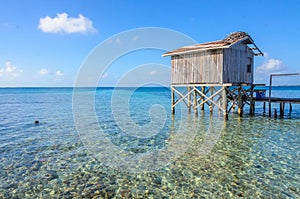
(38, 13), (96, 34)
(132, 35), (139, 41)
(256, 58), (285, 74)
(102, 73), (108, 78)
(255, 53), (288, 84)
(0, 61), (23, 78)
(39, 68), (64, 77)
(39, 68), (49, 75)
(150, 70), (157, 76)
(115, 37), (121, 44)
(55, 70), (63, 76)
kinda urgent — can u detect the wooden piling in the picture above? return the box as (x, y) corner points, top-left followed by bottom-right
(201, 86), (205, 110)
(223, 86), (228, 120)
(238, 86), (243, 116)
(187, 86), (191, 112)
(210, 87), (214, 112)
(274, 108), (277, 118)
(194, 86), (198, 115)
(249, 84), (255, 115)
(280, 103), (285, 118)
(171, 87), (175, 114)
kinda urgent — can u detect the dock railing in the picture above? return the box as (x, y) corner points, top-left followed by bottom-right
(268, 73), (300, 116)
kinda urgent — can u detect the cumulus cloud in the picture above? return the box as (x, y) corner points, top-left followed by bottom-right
(132, 35), (139, 41)
(256, 58), (285, 74)
(39, 68), (63, 77)
(150, 70), (157, 76)
(55, 70), (63, 76)
(255, 53), (288, 84)
(39, 68), (49, 75)
(101, 73), (108, 78)
(0, 61), (23, 78)
(38, 13), (96, 34)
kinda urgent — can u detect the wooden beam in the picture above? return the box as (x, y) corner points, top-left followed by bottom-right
(188, 86), (191, 112)
(171, 83), (232, 87)
(238, 86), (243, 116)
(193, 86), (198, 114)
(223, 86), (228, 120)
(171, 87), (175, 114)
(195, 87), (226, 112)
(201, 86), (205, 110)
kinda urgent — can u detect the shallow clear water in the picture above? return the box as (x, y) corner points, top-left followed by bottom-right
(0, 87), (299, 198)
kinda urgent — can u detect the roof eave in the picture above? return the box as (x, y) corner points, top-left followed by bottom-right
(228, 36), (263, 56)
(162, 35), (263, 57)
(162, 45), (230, 57)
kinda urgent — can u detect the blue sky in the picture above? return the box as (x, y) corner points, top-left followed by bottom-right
(0, 0), (299, 87)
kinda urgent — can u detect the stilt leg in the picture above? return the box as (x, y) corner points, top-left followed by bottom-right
(201, 86), (205, 111)
(238, 86), (243, 116)
(223, 86), (228, 120)
(249, 84), (254, 115)
(171, 87), (175, 114)
(187, 86), (191, 112)
(194, 86), (198, 115)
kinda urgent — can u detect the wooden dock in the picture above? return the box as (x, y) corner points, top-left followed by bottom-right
(254, 97), (300, 104)
(253, 97), (300, 118)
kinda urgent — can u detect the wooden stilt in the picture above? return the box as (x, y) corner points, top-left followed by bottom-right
(289, 103), (292, 113)
(187, 86), (191, 112)
(274, 108), (277, 118)
(201, 86), (205, 110)
(263, 102), (266, 114)
(171, 86), (175, 114)
(193, 86), (198, 115)
(238, 86), (243, 116)
(280, 103), (285, 118)
(249, 84), (254, 115)
(210, 87), (214, 112)
(223, 86), (228, 120)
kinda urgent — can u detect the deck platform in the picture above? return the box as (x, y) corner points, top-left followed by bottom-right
(254, 97), (300, 104)
(253, 97), (300, 118)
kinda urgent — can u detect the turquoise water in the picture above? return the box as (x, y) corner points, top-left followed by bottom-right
(0, 87), (299, 198)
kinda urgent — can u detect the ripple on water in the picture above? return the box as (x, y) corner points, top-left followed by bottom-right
(0, 88), (299, 198)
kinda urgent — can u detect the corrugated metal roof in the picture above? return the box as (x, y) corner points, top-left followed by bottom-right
(162, 40), (230, 56)
(162, 32), (262, 57)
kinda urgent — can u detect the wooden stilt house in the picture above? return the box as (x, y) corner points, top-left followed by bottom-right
(163, 32), (263, 118)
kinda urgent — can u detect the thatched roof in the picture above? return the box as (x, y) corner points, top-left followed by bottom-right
(162, 31), (263, 57)
(223, 31), (250, 43)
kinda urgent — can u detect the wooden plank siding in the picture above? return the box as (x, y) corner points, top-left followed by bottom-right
(171, 49), (223, 84)
(171, 40), (254, 85)
(223, 42), (254, 84)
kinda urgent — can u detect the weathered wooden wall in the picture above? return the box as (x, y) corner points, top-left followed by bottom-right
(171, 49), (223, 84)
(171, 42), (254, 85)
(223, 42), (254, 84)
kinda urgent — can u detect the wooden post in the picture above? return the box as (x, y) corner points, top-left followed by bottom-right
(274, 108), (277, 118)
(194, 86), (198, 115)
(209, 87), (214, 112)
(238, 86), (243, 116)
(201, 86), (205, 110)
(223, 86), (228, 120)
(280, 103), (285, 118)
(187, 86), (191, 112)
(249, 84), (255, 115)
(263, 102), (266, 114)
(251, 101), (255, 115)
(171, 86), (175, 114)
(289, 103), (292, 114)
(269, 75), (273, 116)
